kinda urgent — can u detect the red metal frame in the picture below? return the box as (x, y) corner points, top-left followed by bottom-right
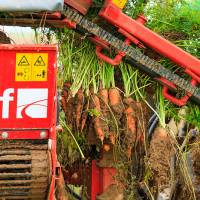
(97, 0), (200, 105)
(65, 0), (92, 15)
(90, 160), (117, 200)
(1, 0), (199, 105)
(0, 45), (58, 200)
(99, 1), (200, 73)
(0, 130), (49, 139)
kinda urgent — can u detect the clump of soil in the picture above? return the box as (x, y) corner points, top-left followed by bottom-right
(0, 31), (11, 44)
(144, 31), (187, 61)
(162, 31), (188, 41)
(148, 127), (175, 191)
(188, 140), (200, 199)
(96, 184), (124, 200)
(173, 138), (200, 200)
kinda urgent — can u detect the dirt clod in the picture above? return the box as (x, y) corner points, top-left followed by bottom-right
(96, 184), (124, 200)
(148, 127), (175, 189)
(0, 31), (11, 44)
(188, 140), (200, 199)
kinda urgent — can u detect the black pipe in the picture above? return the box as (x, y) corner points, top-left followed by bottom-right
(66, 185), (82, 200)
(148, 113), (159, 140)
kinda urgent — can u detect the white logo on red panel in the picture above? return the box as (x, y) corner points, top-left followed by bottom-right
(0, 88), (48, 119)
(0, 89), (14, 118)
(17, 89), (48, 119)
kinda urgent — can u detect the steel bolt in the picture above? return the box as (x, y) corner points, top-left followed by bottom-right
(40, 131), (47, 139)
(2, 132), (8, 139)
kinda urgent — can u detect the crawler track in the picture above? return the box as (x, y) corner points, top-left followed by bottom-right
(0, 140), (51, 200)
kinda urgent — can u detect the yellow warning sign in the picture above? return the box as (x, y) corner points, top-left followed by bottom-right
(112, 0), (127, 9)
(34, 56), (46, 66)
(16, 54), (32, 81)
(18, 56), (30, 66)
(32, 53), (48, 81)
(15, 53), (48, 82)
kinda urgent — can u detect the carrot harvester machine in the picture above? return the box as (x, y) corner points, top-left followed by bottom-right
(0, 0), (200, 199)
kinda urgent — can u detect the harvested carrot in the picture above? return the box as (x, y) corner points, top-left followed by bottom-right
(92, 94), (104, 142)
(109, 132), (116, 145)
(76, 89), (84, 129)
(62, 82), (75, 128)
(109, 87), (124, 114)
(63, 90), (68, 99)
(81, 98), (90, 132)
(135, 101), (148, 144)
(103, 143), (111, 152)
(124, 106), (137, 136)
(124, 97), (137, 158)
(99, 88), (110, 136)
(100, 89), (109, 106)
(109, 88), (120, 106)
(108, 88), (123, 145)
(63, 81), (73, 101)
(63, 81), (71, 89)
(61, 96), (67, 113)
(56, 170), (69, 200)
(62, 85), (68, 111)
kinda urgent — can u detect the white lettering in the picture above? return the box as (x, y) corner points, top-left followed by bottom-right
(0, 88), (14, 118)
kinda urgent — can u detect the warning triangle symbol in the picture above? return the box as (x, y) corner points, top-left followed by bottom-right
(34, 56), (45, 66)
(18, 56), (30, 66)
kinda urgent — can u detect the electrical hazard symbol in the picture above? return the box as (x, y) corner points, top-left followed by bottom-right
(34, 56), (46, 66)
(15, 53), (48, 82)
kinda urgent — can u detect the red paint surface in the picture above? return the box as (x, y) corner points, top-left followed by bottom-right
(0, 45), (58, 200)
(0, 45), (57, 130)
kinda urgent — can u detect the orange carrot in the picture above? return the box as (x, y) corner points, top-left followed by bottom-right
(109, 88), (120, 105)
(124, 97), (137, 158)
(63, 81), (71, 89)
(76, 89), (84, 129)
(62, 82), (74, 128)
(61, 96), (67, 113)
(108, 88), (123, 145)
(61, 83), (68, 116)
(109, 132), (116, 145)
(93, 94), (104, 142)
(109, 87), (123, 114)
(99, 88), (110, 135)
(56, 170), (69, 200)
(103, 143), (111, 152)
(81, 98), (90, 132)
(100, 89), (109, 106)
(124, 106), (137, 134)
(135, 101), (147, 143)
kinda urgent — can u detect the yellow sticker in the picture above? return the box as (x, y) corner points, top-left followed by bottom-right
(112, 0), (127, 9)
(16, 53), (32, 82)
(32, 54), (48, 81)
(16, 53), (48, 82)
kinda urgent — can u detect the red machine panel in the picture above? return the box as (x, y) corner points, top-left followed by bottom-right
(0, 45), (57, 130)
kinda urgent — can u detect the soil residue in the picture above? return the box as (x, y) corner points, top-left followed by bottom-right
(0, 31), (11, 44)
(148, 127), (175, 190)
(189, 140), (200, 199)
